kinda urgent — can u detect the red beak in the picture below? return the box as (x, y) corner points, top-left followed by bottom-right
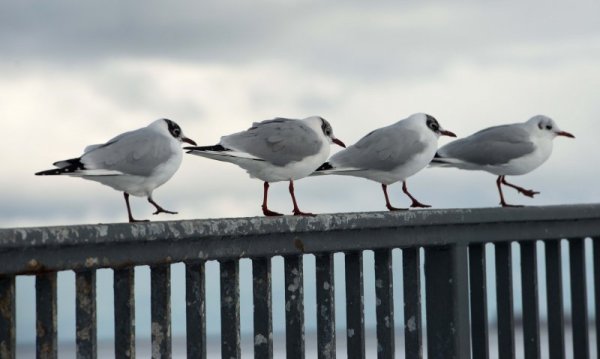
(332, 138), (346, 148)
(440, 130), (457, 137)
(182, 137), (198, 146)
(556, 131), (575, 138)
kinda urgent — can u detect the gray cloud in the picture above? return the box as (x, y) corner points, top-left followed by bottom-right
(3, 1), (599, 80)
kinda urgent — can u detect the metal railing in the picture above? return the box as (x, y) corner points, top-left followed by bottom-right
(1, 204), (600, 358)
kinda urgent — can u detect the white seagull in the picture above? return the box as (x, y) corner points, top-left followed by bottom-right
(315, 113), (456, 210)
(431, 115), (574, 207)
(185, 116), (345, 216)
(36, 119), (197, 222)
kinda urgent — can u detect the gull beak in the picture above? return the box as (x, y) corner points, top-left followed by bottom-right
(182, 137), (198, 146)
(440, 129), (457, 138)
(332, 138), (346, 148)
(556, 130), (575, 138)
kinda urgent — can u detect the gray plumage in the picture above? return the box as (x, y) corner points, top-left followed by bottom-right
(75, 129), (174, 177)
(437, 124), (535, 166)
(221, 118), (323, 166)
(329, 124), (427, 171)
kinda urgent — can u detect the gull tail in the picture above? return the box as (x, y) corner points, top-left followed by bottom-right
(35, 158), (85, 176)
(185, 144), (229, 152)
(429, 153), (459, 167)
(310, 162), (334, 176)
(185, 144), (264, 162)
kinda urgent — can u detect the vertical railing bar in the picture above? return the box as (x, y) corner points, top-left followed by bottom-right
(315, 253), (335, 359)
(425, 245), (471, 359)
(253, 257), (273, 359)
(495, 242), (515, 359)
(151, 264), (172, 359)
(114, 268), (135, 359)
(569, 237), (590, 359)
(36, 272), (57, 359)
(76, 270), (97, 359)
(469, 243), (489, 359)
(345, 251), (365, 359)
(0, 275), (16, 359)
(545, 240), (565, 359)
(186, 261), (207, 359)
(402, 247), (422, 359)
(594, 237), (600, 358)
(375, 249), (394, 359)
(520, 241), (540, 359)
(285, 255), (305, 359)
(220, 260), (241, 359)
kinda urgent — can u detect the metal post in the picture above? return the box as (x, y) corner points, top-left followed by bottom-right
(114, 268), (135, 359)
(285, 255), (305, 359)
(425, 245), (471, 359)
(76, 270), (97, 359)
(0, 275), (15, 359)
(186, 261), (207, 359)
(469, 243), (489, 359)
(253, 257), (273, 359)
(403, 247), (422, 359)
(151, 265), (172, 359)
(220, 260), (241, 359)
(345, 251), (365, 359)
(36, 272), (57, 359)
(375, 249), (395, 359)
(315, 253), (335, 359)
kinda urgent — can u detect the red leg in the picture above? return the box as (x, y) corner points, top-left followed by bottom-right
(501, 177), (539, 198)
(382, 184), (406, 211)
(289, 180), (314, 216)
(496, 176), (523, 207)
(402, 181), (431, 208)
(124, 192), (149, 223)
(148, 196), (178, 215)
(262, 182), (283, 216)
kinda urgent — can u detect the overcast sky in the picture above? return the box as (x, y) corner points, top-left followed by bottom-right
(2, 0), (599, 351)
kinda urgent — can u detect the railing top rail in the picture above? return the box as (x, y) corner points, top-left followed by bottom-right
(1, 204), (599, 275)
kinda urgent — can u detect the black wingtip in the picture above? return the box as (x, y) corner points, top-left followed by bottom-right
(185, 144), (231, 154)
(35, 169), (62, 176)
(184, 144), (228, 152)
(316, 162), (334, 171)
(36, 158), (85, 175)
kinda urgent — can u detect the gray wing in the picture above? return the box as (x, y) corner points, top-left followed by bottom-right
(81, 129), (173, 176)
(437, 124), (535, 165)
(220, 118), (322, 166)
(330, 125), (426, 171)
(83, 130), (133, 153)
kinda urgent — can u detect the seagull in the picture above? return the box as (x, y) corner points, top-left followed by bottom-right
(431, 115), (574, 207)
(35, 119), (197, 222)
(315, 113), (456, 211)
(185, 116), (345, 216)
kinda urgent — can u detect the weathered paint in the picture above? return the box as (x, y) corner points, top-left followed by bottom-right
(315, 253), (335, 359)
(220, 260), (240, 359)
(0, 276), (15, 359)
(114, 268), (135, 359)
(1, 205), (599, 359)
(76, 270), (97, 359)
(252, 258), (273, 359)
(36, 273), (57, 359)
(186, 261), (207, 359)
(285, 255), (305, 359)
(151, 265), (171, 359)
(1, 205), (599, 276)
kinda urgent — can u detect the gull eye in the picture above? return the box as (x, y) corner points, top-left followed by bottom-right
(546, 125), (553, 130)
(172, 128), (181, 136)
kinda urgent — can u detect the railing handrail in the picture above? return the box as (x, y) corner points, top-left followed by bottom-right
(1, 204), (600, 275)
